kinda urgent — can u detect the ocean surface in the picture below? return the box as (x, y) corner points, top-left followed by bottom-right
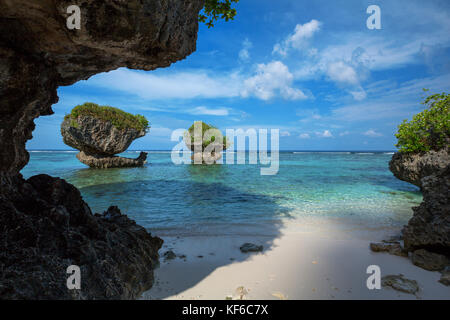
(21, 151), (421, 237)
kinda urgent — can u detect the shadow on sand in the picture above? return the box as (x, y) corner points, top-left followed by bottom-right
(70, 164), (291, 299)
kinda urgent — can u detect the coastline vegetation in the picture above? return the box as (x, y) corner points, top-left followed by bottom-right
(65, 102), (149, 131)
(395, 91), (449, 153)
(199, 0), (239, 28)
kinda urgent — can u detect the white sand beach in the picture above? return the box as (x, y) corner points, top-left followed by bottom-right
(142, 217), (449, 300)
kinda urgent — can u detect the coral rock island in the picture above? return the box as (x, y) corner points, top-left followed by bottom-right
(184, 121), (229, 164)
(61, 103), (149, 168)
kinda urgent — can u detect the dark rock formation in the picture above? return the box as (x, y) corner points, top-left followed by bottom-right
(389, 148), (450, 268)
(0, 0), (203, 176)
(61, 116), (148, 168)
(381, 274), (419, 295)
(0, 174), (163, 299)
(370, 242), (408, 257)
(389, 149), (449, 188)
(239, 243), (264, 253)
(411, 249), (449, 271)
(77, 151), (148, 169)
(0, 0), (204, 299)
(439, 270), (450, 286)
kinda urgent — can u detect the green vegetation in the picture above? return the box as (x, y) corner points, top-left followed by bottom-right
(395, 91), (449, 153)
(185, 121), (229, 150)
(65, 102), (149, 131)
(199, 0), (239, 28)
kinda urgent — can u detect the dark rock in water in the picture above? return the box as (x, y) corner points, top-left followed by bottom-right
(389, 148), (450, 263)
(0, 0), (203, 299)
(0, 174), (163, 299)
(163, 250), (177, 261)
(370, 242), (408, 257)
(76, 151), (147, 169)
(240, 243), (264, 253)
(411, 249), (449, 271)
(381, 274), (419, 295)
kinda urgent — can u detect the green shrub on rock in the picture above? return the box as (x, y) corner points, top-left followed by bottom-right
(184, 121), (229, 151)
(64, 102), (149, 131)
(395, 92), (449, 153)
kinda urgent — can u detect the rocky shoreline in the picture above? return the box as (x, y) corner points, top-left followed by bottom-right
(370, 147), (450, 287)
(389, 148), (449, 256)
(0, 174), (162, 299)
(0, 0), (203, 299)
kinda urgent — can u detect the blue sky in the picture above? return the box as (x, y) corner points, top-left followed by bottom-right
(28, 0), (450, 151)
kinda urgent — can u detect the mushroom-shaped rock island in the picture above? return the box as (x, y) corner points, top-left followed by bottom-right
(61, 103), (149, 168)
(184, 121), (229, 164)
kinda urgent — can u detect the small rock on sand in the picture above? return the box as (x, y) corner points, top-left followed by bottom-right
(439, 270), (450, 286)
(411, 249), (449, 271)
(163, 250), (177, 261)
(381, 274), (419, 294)
(240, 243), (263, 253)
(370, 242), (408, 257)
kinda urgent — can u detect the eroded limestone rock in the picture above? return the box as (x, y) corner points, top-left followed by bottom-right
(0, 0), (203, 299)
(389, 149), (450, 261)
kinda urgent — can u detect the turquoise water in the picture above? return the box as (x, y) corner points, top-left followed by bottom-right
(21, 151), (421, 236)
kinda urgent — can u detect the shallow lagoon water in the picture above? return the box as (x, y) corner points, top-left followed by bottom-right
(22, 151), (421, 237)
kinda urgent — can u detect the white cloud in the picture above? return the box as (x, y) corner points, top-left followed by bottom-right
(280, 131), (291, 137)
(339, 131), (350, 136)
(188, 106), (229, 116)
(299, 133), (310, 139)
(363, 129), (383, 137)
(87, 68), (241, 100)
(326, 61), (359, 86)
(239, 38), (253, 62)
(349, 89), (367, 101)
(316, 130), (333, 138)
(87, 63), (308, 102)
(273, 19), (321, 56)
(330, 74), (450, 122)
(241, 61), (307, 100)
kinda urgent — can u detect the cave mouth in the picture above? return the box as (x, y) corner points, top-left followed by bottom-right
(0, 0), (205, 299)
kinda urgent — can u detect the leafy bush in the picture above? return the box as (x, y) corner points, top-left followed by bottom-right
(184, 121), (229, 150)
(65, 102), (149, 131)
(199, 0), (239, 28)
(395, 92), (449, 153)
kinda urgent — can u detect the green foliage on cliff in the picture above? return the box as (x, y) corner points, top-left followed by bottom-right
(65, 102), (149, 131)
(185, 121), (229, 150)
(395, 91), (450, 153)
(199, 0), (239, 28)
